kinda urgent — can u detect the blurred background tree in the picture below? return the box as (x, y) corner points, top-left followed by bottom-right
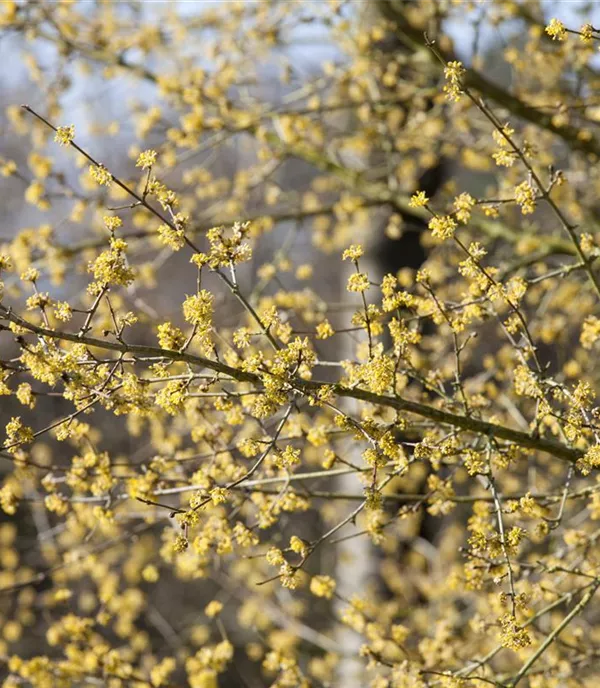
(2, 1), (600, 687)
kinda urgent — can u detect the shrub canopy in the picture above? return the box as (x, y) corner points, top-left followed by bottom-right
(1, 2), (600, 687)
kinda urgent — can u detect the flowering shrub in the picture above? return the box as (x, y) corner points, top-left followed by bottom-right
(1, 2), (600, 687)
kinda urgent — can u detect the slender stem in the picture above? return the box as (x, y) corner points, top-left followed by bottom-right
(508, 578), (600, 687)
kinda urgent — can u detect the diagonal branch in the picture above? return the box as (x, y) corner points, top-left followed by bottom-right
(0, 305), (582, 465)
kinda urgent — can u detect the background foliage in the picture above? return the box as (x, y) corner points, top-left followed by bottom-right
(1, 1), (600, 687)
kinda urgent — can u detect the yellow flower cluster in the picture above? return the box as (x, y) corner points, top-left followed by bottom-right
(54, 123), (75, 146)
(310, 574), (336, 599)
(514, 181), (536, 215)
(443, 60), (465, 101)
(545, 18), (567, 41)
(1, 5), (600, 688)
(409, 190), (429, 208)
(135, 148), (157, 169)
(88, 237), (135, 291)
(428, 214), (457, 240)
(342, 244), (364, 261)
(182, 290), (214, 330)
(88, 164), (112, 186)
(453, 192), (475, 223)
(5, 416), (33, 452)
(347, 272), (370, 292)
(498, 613), (531, 650)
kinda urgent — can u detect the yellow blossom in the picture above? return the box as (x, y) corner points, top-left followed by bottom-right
(5, 417), (34, 452)
(89, 164), (112, 186)
(443, 60), (465, 101)
(205, 600), (223, 618)
(428, 215), (457, 240)
(347, 272), (370, 292)
(310, 575), (336, 599)
(546, 18), (567, 41)
(136, 149), (157, 169)
(342, 244), (364, 261)
(316, 319), (335, 339)
(409, 190), (429, 208)
(453, 192), (475, 223)
(514, 181), (536, 214)
(54, 124), (75, 146)
(103, 215), (123, 231)
(580, 23), (594, 43)
(182, 290), (214, 330)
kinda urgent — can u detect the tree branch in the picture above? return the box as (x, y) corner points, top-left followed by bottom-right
(0, 305), (582, 465)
